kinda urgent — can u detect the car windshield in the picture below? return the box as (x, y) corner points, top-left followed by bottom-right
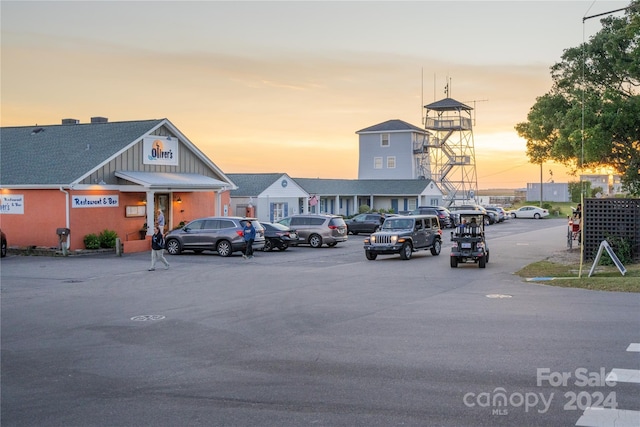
(382, 218), (413, 230)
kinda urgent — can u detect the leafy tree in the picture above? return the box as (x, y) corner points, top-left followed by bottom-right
(515, 1), (640, 195)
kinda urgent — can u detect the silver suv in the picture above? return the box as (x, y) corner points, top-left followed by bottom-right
(277, 214), (348, 248)
(165, 217), (265, 257)
(363, 214), (442, 260)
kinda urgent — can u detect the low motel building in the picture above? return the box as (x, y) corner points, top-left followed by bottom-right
(0, 117), (236, 253)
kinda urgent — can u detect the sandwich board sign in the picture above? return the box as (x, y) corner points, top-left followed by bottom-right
(588, 240), (627, 277)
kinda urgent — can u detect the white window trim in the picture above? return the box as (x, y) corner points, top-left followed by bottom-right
(381, 133), (390, 147)
(374, 157), (383, 169)
(387, 156), (396, 169)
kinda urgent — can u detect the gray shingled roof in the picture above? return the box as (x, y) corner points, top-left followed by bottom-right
(294, 178), (435, 196)
(226, 173), (437, 197)
(226, 173), (286, 196)
(356, 119), (426, 134)
(1, 119), (164, 186)
(424, 97), (472, 111)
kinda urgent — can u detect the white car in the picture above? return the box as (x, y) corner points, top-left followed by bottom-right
(510, 206), (549, 219)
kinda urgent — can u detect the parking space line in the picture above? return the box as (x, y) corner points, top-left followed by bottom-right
(606, 368), (640, 384)
(576, 408), (640, 427)
(626, 343), (640, 352)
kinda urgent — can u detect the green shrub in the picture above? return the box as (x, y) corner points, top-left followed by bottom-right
(98, 229), (118, 248)
(358, 205), (370, 214)
(601, 236), (634, 265)
(83, 233), (100, 249)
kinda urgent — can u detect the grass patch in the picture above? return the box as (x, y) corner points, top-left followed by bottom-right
(516, 261), (640, 292)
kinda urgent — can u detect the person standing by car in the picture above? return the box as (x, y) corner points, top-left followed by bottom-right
(242, 220), (256, 259)
(149, 225), (170, 271)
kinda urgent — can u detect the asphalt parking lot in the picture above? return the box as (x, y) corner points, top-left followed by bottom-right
(2, 218), (639, 426)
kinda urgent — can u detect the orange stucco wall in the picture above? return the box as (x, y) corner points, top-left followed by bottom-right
(0, 189), (230, 253)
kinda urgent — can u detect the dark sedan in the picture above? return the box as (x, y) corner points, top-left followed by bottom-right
(345, 213), (384, 235)
(261, 222), (297, 251)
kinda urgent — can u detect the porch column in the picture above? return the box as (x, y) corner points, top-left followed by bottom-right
(145, 191), (155, 236)
(335, 195), (340, 215)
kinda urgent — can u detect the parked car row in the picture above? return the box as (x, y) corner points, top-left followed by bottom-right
(0, 206), (547, 260)
(163, 214), (349, 257)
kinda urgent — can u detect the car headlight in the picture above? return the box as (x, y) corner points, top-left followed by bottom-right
(391, 235), (398, 244)
(370, 235), (376, 243)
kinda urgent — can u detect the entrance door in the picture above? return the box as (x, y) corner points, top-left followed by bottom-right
(156, 194), (169, 231)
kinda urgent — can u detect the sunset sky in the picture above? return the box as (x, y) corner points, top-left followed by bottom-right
(1, 1), (630, 188)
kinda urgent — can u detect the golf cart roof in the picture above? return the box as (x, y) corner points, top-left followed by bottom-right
(455, 210), (486, 216)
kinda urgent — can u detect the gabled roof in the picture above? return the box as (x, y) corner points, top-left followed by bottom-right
(293, 178), (439, 196)
(1, 119), (164, 186)
(356, 119), (426, 134)
(424, 97), (472, 111)
(226, 173), (286, 196)
(1, 118), (235, 190)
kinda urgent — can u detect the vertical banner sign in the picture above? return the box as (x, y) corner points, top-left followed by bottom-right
(0, 194), (25, 214)
(143, 136), (179, 166)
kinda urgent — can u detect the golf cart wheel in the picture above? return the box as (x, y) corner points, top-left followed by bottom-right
(478, 255), (486, 268)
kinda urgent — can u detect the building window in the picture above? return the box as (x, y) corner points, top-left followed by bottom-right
(381, 133), (390, 147)
(374, 157), (382, 169)
(272, 203), (285, 221)
(408, 199), (417, 211)
(387, 156), (396, 168)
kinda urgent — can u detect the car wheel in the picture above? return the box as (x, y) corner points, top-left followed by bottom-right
(352, 231), (359, 235)
(216, 240), (232, 257)
(399, 242), (412, 260)
(263, 239), (273, 252)
(450, 256), (458, 268)
(534, 213), (541, 219)
(279, 244), (288, 251)
(365, 251), (377, 260)
(165, 238), (181, 255)
(485, 250), (490, 263)
(430, 239), (441, 256)
(309, 234), (323, 248)
(478, 255), (486, 268)
(1, 241), (6, 258)
(511, 213), (516, 218)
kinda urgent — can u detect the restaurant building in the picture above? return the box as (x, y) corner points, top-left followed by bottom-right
(0, 117), (236, 253)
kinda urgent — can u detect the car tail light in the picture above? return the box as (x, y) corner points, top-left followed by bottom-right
(328, 225), (337, 229)
(236, 230), (244, 237)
